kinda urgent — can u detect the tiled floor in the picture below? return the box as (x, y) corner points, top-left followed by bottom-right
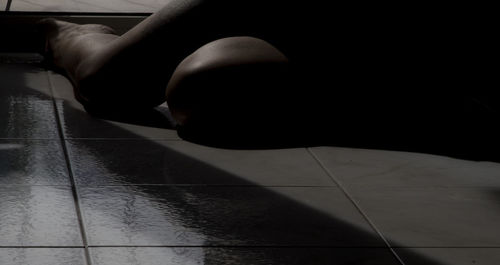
(1, 53), (500, 264)
(6, 0), (169, 12)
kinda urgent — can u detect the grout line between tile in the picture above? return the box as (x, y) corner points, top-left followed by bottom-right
(307, 148), (406, 265)
(47, 71), (93, 265)
(77, 184), (337, 188)
(392, 246), (500, 249)
(0, 138), (61, 140)
(2, 245), (499, 248)
(0, 245), (84, 246)
(65, 138), (183, 141)
(86, 245), (392, 248)
(0, 184), (72, 187)
(56, 245), (500, 249)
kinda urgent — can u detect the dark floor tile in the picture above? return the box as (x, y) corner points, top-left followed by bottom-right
(80, 186), (382, 246)
(350, 187), (500, 247)
(0, 140), (69, 185)
(158, 141), (335, 186)
(90, 247), (401, 265)
(311, 146), (500, 187)
(397, 247), (500, 265)
(67, 140), (333, 186)
(0, 248), (86, 265)
(0, 186), (82, 246)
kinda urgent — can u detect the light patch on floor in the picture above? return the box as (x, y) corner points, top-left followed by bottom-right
(1, 53), (500, 265)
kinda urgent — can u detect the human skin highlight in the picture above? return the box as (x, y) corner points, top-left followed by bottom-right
(39, 0), (291, 109)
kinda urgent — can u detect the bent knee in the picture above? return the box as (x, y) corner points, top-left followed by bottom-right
(166, 36), (294, 127)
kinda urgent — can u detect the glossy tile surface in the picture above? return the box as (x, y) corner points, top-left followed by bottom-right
(8, 53), (500, 264)
(67, 140), (334, 186)
(90, 247), (401, 265)
(0, 63), (51, 100)
(311, 146), (500, 187)
(49, 72), (178, 140)
(0, 64), (59, 139)
(397, 248), (500, 265)
(80, 186), (382, 246)
(0, 248), (86, 265)
(0, 186), (82, 246)
(11, 0), (167, 12)
(0, 140), (69, 185)
(0, 99), (59, 139)
(350, 187), (500, 247)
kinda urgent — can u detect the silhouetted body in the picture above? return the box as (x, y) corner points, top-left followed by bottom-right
(41, 0), (300, 108)
(40, 2), (498, 160)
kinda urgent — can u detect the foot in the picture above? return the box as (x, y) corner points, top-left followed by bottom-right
(37, 18), (117, 71)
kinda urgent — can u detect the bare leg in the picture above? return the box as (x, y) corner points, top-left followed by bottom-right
(40, 0), (289, 109)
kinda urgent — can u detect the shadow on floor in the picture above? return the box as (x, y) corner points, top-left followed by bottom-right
(32, 76), (457, 265)
(0, 61), (452, 264)
(81, 82), (500, 163)
(84, 106), (176, 130)
(173, 98), (500, 163)
(61, 99), (444, 265)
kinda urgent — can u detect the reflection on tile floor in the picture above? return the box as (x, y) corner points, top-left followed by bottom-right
(0, 248), (86, 265)
(0, 63), (60, 139)
(10, 0), (169, 12)
(0, 140), (69, 185)
(79, 186), (381, 246)
(0, 99), (60, 138)
(0, 186), (82, 246)
(66, 140), (335, 186)
(3, 53), (500, 264)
